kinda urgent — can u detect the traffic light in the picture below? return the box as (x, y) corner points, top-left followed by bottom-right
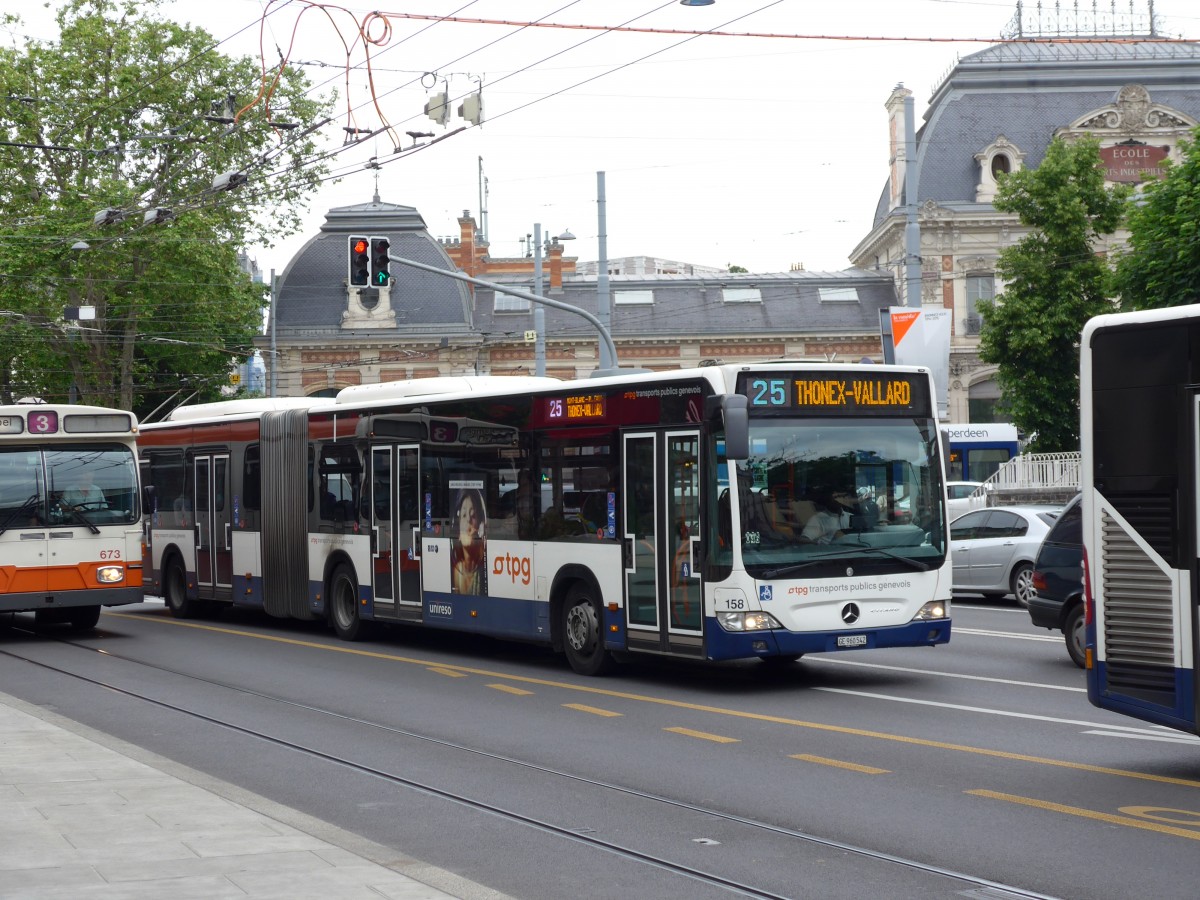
(370, 237), (390, 287)
(348, 235), (370, 286)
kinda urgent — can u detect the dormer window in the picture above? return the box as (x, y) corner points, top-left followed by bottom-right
(975, 137), (1025, 203)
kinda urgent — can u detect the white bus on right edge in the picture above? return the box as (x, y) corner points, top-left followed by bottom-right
(1081, 304), (1200, 737)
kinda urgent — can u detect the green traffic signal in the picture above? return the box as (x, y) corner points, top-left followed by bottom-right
(371, 237), (390, 286)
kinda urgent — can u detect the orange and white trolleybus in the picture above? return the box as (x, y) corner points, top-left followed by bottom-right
(0, 402), (143, 629)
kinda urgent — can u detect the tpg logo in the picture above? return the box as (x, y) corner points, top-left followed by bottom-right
(492, 552), (532, 585)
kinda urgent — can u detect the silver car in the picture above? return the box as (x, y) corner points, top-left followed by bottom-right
(949, 505), (1060, 607)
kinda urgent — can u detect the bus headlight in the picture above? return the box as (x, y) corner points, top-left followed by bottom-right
(913, 599), (949, 620)
(717, 611), (782, 632)
(96, 565), (125, 584)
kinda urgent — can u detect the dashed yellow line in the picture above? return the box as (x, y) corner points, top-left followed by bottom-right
(968, 790), (1200, 841)
(488, 683), (533, 696)
(564, 703), (623, 717)
(791, 754), (889, 774)
(112, 612), (1200, 788)
(428, 667), (467, 677)
(665, 726), (739, 744)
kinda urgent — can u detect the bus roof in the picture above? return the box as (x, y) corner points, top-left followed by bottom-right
(334, 375), (561, 405)
(163, 397), (319, 422)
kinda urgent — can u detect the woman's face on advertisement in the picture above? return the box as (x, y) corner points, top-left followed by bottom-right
(458, 495), (480, 540)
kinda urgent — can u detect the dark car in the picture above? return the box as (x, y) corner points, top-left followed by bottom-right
(1029, 494), (1085, 668)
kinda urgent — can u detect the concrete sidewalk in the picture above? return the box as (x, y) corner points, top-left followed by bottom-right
(0, 691), (505, 899)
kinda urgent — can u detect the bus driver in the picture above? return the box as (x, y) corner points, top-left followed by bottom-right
(63, 470), (107, 509)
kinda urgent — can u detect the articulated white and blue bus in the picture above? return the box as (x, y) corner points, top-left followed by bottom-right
(139, 364), (951, 674)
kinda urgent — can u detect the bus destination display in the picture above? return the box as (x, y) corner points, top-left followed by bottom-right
(739, 373), (929, 416)
(546, 393), (606, 422)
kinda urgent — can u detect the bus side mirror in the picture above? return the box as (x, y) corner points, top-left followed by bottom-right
(142, 484), (157, 514)
(708, 394), (749, 461)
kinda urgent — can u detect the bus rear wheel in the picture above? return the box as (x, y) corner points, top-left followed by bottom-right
(562, 584), (614, 676)
(164, 556), (199, 619)
(330, 565), (366, 641)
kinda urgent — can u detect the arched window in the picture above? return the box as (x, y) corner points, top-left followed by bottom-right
(975, 138), (1024, 202)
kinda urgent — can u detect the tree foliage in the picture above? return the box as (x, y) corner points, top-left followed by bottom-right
(1112, 129), (1200, 310)
(978, 137), (1128, 453)
(0, 0), (331, 415)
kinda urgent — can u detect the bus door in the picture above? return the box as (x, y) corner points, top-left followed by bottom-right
(0, 456), (48, 595)
(622, 430), (703, 656)
(193, 454), (232, 600)
(369, 444), (422, 621)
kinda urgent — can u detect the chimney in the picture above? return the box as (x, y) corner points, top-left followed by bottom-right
(885, 84), (912, 213)
(547, 241), (565, 290)
(457, 211), (477, 277)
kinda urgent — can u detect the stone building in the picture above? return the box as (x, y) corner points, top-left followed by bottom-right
(262, 197), (898, 396)
(851, 3), (1200, 422)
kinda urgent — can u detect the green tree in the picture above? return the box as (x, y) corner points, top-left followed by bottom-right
(0, 0), (331, 415)
(1113, 130), (1200, 309)
(978, 137), (1128, 453)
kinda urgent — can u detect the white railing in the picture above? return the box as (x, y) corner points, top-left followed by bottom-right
(967, 451), (1082, 508)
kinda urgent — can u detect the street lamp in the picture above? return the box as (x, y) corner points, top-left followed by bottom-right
(533, 225), (575, 377)
(680, 0), (715, 5)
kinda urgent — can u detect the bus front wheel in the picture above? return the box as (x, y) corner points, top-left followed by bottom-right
(562, 584), (614, 676)
(164, 556), (199, 619)
(330, 565), (366, 641)
(68, 605), (102, 631)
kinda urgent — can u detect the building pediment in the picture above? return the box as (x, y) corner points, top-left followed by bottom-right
(1060, 84), (1196, 137)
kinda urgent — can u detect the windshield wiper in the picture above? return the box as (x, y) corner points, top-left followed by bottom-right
(761, 544), (931, 579)
(761, 550), (854, 578)
(58, 502), (101, 534)
(0, 494), (42, 536)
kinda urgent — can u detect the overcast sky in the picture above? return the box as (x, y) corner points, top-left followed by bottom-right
(12, 0), (1200, 276)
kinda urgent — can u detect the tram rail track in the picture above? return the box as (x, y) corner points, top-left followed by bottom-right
(0, 627), (1060, 900)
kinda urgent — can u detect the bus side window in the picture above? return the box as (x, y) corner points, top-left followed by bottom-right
(317, 442), (362, 524)
(243, 446), (261, 511)
(147, 449), (187, 518)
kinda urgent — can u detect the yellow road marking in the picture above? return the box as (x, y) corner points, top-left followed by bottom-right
(488, 683), (533, 696)
(428, 667), (467, 678)
(564, 703), (623, 717)
(112, 612), (1200, 788)
(968, 790), (1200, 841)
(790, 754), (889, 774)
(665, 727), (740, 743)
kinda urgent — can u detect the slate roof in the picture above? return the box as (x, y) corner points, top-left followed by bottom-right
(475, 270), (898, 345)
(272, 196), (899, 344)
(872, 39), (1200, 228)
(272, 197), (474, 338)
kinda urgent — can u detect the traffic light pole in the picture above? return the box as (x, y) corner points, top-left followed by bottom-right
(385, 252), (624, 377)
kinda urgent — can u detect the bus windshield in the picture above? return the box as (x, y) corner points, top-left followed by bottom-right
(733, 417), (945, 577)
(0, 446), (139, 529)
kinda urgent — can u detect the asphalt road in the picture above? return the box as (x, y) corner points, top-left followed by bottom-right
(1, 596), (1198, 900)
